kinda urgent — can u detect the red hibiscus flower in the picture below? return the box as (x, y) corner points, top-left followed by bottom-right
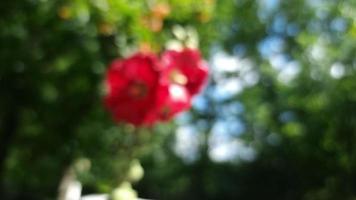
(104, 52), (161, 126)
(161, 48), (209, 96)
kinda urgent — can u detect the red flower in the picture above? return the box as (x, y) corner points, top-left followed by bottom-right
(104, 48), (209, 126)
(104, 53), (161, 126)
(161, 48), (209, 96)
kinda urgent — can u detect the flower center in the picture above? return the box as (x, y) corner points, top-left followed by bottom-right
(160, 106), (171, 119)
(169, 69), (187, 85)
(128, 81), (148, 99)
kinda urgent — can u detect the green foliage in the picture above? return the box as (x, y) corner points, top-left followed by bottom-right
(0, 0), (215, 199)
(2, 0), (356, 200)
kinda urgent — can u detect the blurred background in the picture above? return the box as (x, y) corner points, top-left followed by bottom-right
(1, 0), (356, 199)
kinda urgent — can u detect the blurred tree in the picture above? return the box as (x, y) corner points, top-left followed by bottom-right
(136, 0), (356, 200)
(2, 0), (356, 199)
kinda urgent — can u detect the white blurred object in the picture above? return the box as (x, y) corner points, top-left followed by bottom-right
(81, 194), (108, 200)
(167, 25), (199, 50)
(111, 182), (137, 200)
(330, 62), (345, 79)
(127, 160), (144, 182)
(58, 168), (82, 200)
(172, 25), (187, 40)
(165, 39), (183, 51)
(64, 181), (82, 200)
(81, 194), (151, 200)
